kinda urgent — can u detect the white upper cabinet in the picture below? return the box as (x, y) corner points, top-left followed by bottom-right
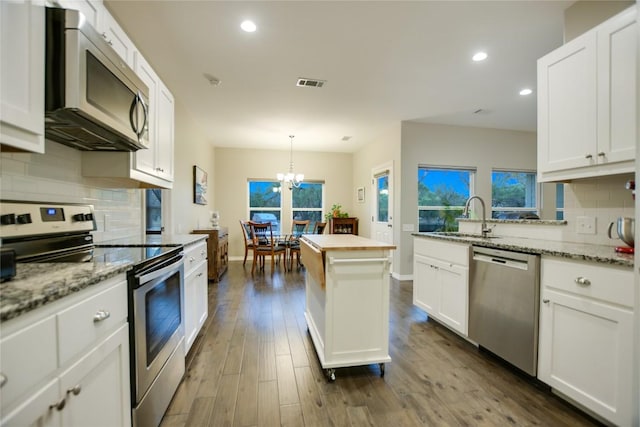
(537, 6), (636, 182)
(0, 0), (45, 153)
(55, 0), (101, 28)
(133, 52), (174, 184)
(96, 8), (137, 67)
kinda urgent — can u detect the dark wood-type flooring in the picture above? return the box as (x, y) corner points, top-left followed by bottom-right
(160, 261), (601, 427)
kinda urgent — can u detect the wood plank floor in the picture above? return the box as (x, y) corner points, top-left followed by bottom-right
(160, 261), (602, 427)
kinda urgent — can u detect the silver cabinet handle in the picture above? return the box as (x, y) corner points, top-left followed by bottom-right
(585, 154), (593, 159)
(196, 272), (203, 278)
(67, 385), (82, 396)
(0, 373), (7, 388)
(542, 299), (550, 304)
(597, 152), (606, 157)
(574, 277), (591, 286)
(201, 250), (206, 256)
(93, 310), (111, 322)
(50, 397), (66, 411)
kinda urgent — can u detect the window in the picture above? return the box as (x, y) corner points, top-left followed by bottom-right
(248, 180), (281, 234)
(292, 182), (324, 230)
(491, 170), (537, 219)
(146, 189), (162, 234)
(556, 183), (564, 220)
(376, 173), (389, 222)
(418, 167), (474, 232)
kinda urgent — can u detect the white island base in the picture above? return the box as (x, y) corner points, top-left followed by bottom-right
(301, 235), (395, 381)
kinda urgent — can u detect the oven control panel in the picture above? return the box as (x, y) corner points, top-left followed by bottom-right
(0, 201), (96, 239)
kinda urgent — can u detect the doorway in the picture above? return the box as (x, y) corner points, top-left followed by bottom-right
(371, 162), (393, 246)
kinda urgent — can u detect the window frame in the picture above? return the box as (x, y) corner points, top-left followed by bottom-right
(247, 179), (283, 234)
(417, 165), (476, 232)
(291, 181), (325, 231)
(491, 169), (539, 219)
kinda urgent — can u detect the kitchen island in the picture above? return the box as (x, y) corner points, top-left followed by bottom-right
(300, 234), (395, 381)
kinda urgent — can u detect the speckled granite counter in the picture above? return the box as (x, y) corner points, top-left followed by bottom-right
(413, 232), (633, 268)
(1, 234), (207, 323)
(0, 261), (133, 322)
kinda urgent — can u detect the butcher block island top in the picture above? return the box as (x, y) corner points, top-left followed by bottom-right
(300, 234), (396, 251)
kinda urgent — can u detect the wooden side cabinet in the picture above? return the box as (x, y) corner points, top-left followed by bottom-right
(192, 227), (228, 282)
(330, 217), (358, 235)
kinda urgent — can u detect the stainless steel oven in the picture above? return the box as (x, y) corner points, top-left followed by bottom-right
(127, 247), (185, 427)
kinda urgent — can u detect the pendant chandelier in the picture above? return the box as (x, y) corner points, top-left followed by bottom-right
(276, 135), (304, 190)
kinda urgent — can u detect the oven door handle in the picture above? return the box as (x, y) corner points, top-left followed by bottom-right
(135, 254), (184, 284)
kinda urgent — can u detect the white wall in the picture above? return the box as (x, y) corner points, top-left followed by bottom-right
(214, 147), (353, 260)
(170, 100), (216, 235)
(1, 141), (143, 242)
(399, 121), (539, 278)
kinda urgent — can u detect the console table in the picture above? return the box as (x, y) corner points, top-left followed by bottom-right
(192, 227), (228, 281)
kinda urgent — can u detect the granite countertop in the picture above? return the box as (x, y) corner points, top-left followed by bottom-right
(1, 234), (207, 323)
(413, 232), (633, 268)
(0, 260), (133, 322)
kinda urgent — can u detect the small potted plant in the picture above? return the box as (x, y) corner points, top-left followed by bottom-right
(325, 204), (349, 222)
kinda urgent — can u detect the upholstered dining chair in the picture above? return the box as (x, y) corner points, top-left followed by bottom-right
(239, 220), (254, 266)
(249, 221), (286, 274)
(288, 219), (310, 271)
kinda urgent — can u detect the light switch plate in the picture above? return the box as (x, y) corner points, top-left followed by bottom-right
(576, 216), (596, 234)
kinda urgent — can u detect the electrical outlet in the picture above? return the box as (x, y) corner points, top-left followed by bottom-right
(576, 216), (596, 235)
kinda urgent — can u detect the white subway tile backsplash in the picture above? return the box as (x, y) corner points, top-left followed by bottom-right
(562, 174), (634, 246)
(1, 141), (143, 242)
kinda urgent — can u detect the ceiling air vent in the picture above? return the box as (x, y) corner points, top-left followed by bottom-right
(296, 78), (326, 88)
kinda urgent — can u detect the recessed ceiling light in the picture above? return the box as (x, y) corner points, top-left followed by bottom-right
(240, 20), (257, 32)
(519, 88), (533, 96)
(472, 52), (488, 62)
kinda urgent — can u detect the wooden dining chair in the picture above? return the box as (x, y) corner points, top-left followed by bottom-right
(249, 221), (286, 274)
(239, 219), (254, 266)
(288, 220), (310, 271)
(313, 222), (327, 234)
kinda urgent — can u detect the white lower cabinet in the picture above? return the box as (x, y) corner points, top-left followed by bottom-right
(183, 240), (208, 353)
(538, 257), (634, 426)
(413, 238), (470, 336)
(0, 275), (131, 427)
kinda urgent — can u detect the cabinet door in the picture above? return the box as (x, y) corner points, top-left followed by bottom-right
(55, 0), (101, 28)
(0, 0), (44, 153)
(133, 52), (159, 177)
(596, 7), (636, 165)
(0, 378), (61, 427)
(413, 254), (439, 314)
(195, 263), (209, 331)
(59, 324), (131, 427)
(155, 82), (174, 182)
(538, 288), (633, 426)
(97, 8), (136, 67)
(537, 31), (597, 173)
(437, 263), (468, 335)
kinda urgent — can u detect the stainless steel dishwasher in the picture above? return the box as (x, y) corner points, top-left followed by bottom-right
(469, 246), (540, 376)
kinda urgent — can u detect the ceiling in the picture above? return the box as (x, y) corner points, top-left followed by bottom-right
(104, 1), (573, 153)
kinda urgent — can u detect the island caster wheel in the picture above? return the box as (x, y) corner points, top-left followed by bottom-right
(327, 369), (336, 382)
(379, 363), (385, 377)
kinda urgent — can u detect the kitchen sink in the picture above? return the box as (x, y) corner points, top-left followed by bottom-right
(427, 232), (501, 239)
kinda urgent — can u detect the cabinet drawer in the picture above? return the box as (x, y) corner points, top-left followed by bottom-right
(57, 280), (128, 366)
(414, 238), (470, 267)
(541, 257), (633, 307)
(0, 316), (57, 412)
(184, 241), (207, 276)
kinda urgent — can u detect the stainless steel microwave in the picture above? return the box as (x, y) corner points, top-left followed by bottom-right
(45, 7), (149, 151)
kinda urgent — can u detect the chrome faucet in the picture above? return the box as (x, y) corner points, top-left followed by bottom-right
(463, 195), (492, 238)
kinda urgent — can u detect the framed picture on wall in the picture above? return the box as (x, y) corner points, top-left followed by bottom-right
(193, 165), (208, 205)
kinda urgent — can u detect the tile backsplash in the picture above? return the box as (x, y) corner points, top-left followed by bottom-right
(1, 141), (143, 242)
(561, 174), (635, 246)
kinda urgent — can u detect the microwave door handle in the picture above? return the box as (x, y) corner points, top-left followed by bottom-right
(137, 92), (148, 142)
(129, 92), (147, 141)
